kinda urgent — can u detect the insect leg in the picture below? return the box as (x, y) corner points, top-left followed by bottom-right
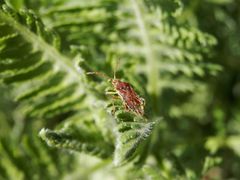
(124, 103), (130, 111)
(105, 90), (118, 95)
(105, 90), (119, 115)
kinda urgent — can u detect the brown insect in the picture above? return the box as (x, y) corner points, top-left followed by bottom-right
(87, 64), (145, 116)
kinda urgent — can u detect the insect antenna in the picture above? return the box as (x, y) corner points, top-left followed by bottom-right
(113, 58), (120, 80)
(86, 71), (111, 79)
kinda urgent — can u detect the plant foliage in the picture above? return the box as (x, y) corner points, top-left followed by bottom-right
(1, 0), (240, 179)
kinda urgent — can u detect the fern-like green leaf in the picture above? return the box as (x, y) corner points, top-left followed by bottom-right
(0, 0), (226, 175)
(114, 119), (158, 166)
(0, 134), (70, 180)
(0, 1), (85, 120)
(111, 0), (221, 96)
(0, 1), (112, 160)
(39, 113), (114, 158)
(109, 105), (160, 166)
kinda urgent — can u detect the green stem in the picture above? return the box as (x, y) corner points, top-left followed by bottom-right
(0, 10), (82, 81)
(130, 0), (159, 112)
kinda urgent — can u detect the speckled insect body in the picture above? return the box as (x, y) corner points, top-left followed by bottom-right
(87, 71), (145, 116)
(111, 79), (145, 116)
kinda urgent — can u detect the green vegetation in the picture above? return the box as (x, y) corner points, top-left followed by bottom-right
(0, 0), (239, 179)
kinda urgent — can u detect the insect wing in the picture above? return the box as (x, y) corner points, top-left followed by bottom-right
(119, 85), (144, 116)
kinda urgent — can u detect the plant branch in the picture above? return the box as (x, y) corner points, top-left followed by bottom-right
(0, 10), (82, 81)
(130, 0), (159, 98)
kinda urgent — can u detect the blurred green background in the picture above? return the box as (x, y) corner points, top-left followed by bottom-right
(1, 0), (240, 179)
